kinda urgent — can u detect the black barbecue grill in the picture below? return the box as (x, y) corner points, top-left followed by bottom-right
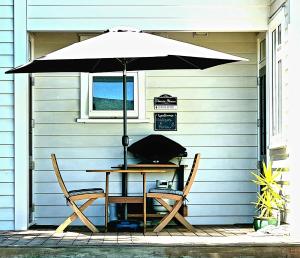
(128, 134), (187, 164)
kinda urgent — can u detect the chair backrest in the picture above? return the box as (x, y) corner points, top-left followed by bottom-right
(183, 153), (200, 197)
(51, 154), (70, 198)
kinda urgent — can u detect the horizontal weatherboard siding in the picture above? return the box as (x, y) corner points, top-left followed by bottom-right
(26, 0), (269, 31)
(0, 2), (14, 230)
(32, 32), (258, 226)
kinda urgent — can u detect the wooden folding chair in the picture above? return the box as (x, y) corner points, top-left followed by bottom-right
(51, 154), (106, 233)
(147, 153), (200, 233)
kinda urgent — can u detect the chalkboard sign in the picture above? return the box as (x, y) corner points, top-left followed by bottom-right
(154, 113), (177, 131)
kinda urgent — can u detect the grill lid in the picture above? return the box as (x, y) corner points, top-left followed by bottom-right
(128, 134), (187, 163)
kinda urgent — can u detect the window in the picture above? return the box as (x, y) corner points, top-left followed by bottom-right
(259, 39), (266, 62)
(88, 73), (138, 118)
(268, 11), (285, 147)
(271, 27), (283, 137)
(79, 71), (146, 122)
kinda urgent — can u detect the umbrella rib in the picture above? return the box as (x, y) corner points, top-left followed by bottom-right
(91, 59), (102, 73)
(174, 55), (202, 69)
(126, 58), (139, 64)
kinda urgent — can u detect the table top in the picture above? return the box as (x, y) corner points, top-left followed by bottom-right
(86, 169), (168, 173)
(112, 164), (180, 168)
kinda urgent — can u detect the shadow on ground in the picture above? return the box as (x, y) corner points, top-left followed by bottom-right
(1, 246), (300, 258)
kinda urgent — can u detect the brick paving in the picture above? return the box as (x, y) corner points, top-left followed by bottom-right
(0, 225), (299, 247)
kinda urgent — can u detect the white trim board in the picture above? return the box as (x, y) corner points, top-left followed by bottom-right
(14, 0), (29, 230)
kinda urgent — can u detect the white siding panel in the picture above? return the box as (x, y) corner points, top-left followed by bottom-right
(34, 135), (256, 148)
(33, 146), (257, 159)
(0, 158), (14, 170)
(34, 76), (80, 88)
(28, 0), (269, 5)
(148, 88), (257, 100)
(0, 196), (14, 207)
(147, 65), (256, 77)
(34, 157), (256, 171)
(35, 100), (79, 111)
(0, 106), (14, 118)
(34, 89), (79, 100)
(0, 0), (13, 5)
(0, 208), (14, 220)
(187, 216), (252, 225)
(34, 111), (257, 124)
(0, 132), (14, 144)
(0, 221), (14, 230)
(0, 31), (13, 43)
(0, 145), (14, 157)
(147, 76), (257, 88)
(0, 68), (13, 81)
(188, 193), (257, 205)
(35, 217), (104, 227)
(0, 56), (13, 68)
(0, 81), (14, 93)
(32, 32), (258, 226)
(0, 170), (14, 182)
(0, 18), (13, 30)
(0, 94), (13, 105)
(0, 43), (13, 55)
(0, 6), (13, 18)
(34, 192), (256, 206)
(0, 1), (14, 231)
(188, 205), (255, 216)
(34, 123), (257, 135)
(0, 183), (14, 195)
(27, 1), (269, 32)
(35, 99), (257, 112)
(0, 119), (14, 131)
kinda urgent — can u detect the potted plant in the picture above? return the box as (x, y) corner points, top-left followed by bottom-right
(251, 161), (286, 231)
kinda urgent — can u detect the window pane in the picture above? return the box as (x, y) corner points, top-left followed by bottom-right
(272, 30), (277, 135)
(278, 60), (282, 134)
(259, 39), (266, 62)
(278, 24), (282, 45)
(92, 76), (134, 111)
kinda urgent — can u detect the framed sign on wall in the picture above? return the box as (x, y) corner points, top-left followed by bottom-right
(154, 94), (177, 110)
(154, 113), (177, 131)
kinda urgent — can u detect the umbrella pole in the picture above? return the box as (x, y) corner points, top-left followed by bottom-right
(122, 60), (128, 220)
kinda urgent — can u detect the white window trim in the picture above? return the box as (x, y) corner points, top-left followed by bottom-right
(78, 71), (147, 123)
(88, 72), (139, 118)
(268, 8), (286, 149)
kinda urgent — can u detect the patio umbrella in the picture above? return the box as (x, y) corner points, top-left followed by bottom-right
(6, 27), (247, 216)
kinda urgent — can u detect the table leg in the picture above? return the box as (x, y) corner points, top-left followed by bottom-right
(143, 172), (146, 233)
(105, 172), (110, 232)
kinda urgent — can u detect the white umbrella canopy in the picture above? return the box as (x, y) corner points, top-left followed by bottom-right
(6, 27), (247, 211)
(6, 27), (247, 73)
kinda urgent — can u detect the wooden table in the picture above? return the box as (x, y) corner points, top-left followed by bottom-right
(87, 166), (175, 232)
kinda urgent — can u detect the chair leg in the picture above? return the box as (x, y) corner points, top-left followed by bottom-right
(153, 199), (183, 233)
(69, 200), (99, 233)
(56, 198), (96, 233)
(156, 198), (196, 233)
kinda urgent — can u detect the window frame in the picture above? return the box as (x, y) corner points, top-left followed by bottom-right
(88, 72), (139, 118)
(78, 70), (146, 123)
(268, 8), (285, 148)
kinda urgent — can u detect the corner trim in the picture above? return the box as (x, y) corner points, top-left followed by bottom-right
(14, 0), (29, 230)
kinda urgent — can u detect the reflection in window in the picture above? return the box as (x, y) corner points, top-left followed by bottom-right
(92, 76), (134, 111)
